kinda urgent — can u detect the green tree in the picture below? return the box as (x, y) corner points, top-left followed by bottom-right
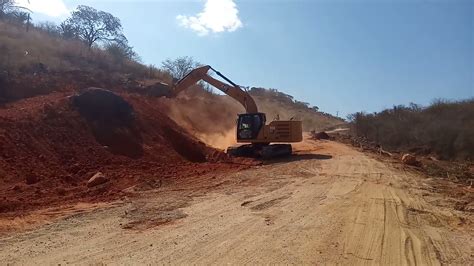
(63, 5), (123, 48)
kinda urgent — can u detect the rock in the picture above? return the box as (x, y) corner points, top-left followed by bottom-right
(71, 88), (134, 125)
(312, 131), (330, 140)
(71, 88), (143, 159)
(402, 154), (419, 166)
(25, 175), (39, 185)
(87, 172), (109, 187)
(143, 82), (173, 97)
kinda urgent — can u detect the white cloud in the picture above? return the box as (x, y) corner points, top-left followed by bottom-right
(177, 0), (243, 36)
(15, 0), (69, 18)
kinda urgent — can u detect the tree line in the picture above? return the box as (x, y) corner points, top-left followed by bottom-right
(347, 99), (474, 160)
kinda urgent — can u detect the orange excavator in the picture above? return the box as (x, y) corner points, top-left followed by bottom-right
(164, 65), (303, 158)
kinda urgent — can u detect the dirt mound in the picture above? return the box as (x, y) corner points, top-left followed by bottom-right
(0, 91), (247, 214)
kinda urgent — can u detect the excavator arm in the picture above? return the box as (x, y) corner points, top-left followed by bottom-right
(172, 65), (258, 114)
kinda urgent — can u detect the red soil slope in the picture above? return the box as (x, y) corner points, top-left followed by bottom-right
(0, 91), (248, 214)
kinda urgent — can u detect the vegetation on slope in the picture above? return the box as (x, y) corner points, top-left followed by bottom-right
(248, 87), (344, 131)
(0, 4), (168, 100)
(348, 99), (474, 160)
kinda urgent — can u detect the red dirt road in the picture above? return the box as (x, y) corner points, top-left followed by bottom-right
(0, 140), (472, 264)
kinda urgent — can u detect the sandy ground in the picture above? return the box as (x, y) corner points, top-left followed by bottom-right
(0, 140), (472, 264)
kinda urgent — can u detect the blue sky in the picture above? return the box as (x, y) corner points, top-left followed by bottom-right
(23, 0), (473, 117)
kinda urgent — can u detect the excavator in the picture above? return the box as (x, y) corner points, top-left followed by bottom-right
(161, 65), (303, 158)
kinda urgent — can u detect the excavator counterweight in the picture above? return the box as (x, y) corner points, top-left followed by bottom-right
(168, 65), (303, 158)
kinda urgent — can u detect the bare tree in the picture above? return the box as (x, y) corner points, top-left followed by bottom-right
(1, 0), (31, 24)
(62, 5), (123, 48)
(7, 10), (28, 23)
(59, 21), (78, 39)
(161, 56), (201, 80)
(36, 21), (60, 36)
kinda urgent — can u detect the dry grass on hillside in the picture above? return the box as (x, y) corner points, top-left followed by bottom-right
(253, 95), (344, 132)
(349, 99), (474, 160)
(0, 21), (170, 101)
(248, 87), (345, 131)
(0, 22), (147, 75)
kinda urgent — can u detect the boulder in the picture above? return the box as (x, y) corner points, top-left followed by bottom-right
(313, 131), (330, 140)
(71, 88), (134, 125)
(143, 82), (173, 97)
(71, 88), (143, 158)
(402, 154), (419, 166)
(87, 172), (109, 187)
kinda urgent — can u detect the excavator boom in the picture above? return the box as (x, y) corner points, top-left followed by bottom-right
(173, 65), (258, 113)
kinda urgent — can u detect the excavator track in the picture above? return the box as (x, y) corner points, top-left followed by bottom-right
(260, 144), (292, 159)
(227, 144), (292, 159)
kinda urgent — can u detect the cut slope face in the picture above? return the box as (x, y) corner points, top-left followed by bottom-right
(0, 91), (242, 214)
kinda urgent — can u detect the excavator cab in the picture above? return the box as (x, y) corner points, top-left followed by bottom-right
(237, 113), (266, 140)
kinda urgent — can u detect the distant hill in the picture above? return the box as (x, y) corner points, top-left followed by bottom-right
(248, 87), (345, 131)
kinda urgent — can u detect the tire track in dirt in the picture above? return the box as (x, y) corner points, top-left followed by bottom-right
(0, 140), (471, 264)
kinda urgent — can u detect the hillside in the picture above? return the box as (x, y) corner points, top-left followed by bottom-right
(0, 15), (345, 213)
(249, 88), (345, 131)
(348, 99), (474, 160)
(0, 20), (169, 101)
(0, 19), (343, 150)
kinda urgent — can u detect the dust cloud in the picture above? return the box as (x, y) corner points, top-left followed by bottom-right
(159, 88), (244, 150)
(158, 87), (344, 149)
(195, 130), (236, 150)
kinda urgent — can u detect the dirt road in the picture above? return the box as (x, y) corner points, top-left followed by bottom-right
(0, 140), (472, 264)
